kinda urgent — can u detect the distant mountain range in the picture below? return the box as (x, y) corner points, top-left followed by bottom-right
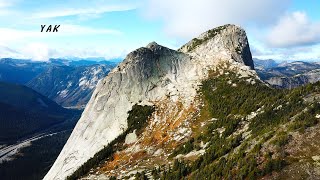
(0, 58), (117, 108)
(0, 58), (48, 84)
(27, 64), (114, 108)
(254, 59), (320, 88)
(253, 58), (278, 69)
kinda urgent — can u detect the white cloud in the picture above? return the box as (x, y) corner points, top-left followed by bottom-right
(0, 45), (25, 59)
(267, 11), (320, 48)
(0, 25), (121, 43)
(142, 0), (290, 39)
(0, 28), (41, 43)
(0, 0), (13, 8)
(0, 42), (131, 61)
(61, 24), (122, 35)
(252, 43), (320, 61)
(31, 4), (137, 19)
(21, 43), (49, 61)
(48, 46), (129, 60)
(0, 24), (124, 61)
(0, 9), (13, 16)
(0, 0), (17, 16)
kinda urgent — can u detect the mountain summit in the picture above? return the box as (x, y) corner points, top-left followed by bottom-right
(44, 24), (256, 180)
(179, 24), (254, 69)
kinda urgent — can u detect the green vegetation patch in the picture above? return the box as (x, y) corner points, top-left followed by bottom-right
(151, 71), (320, 179)
(184, 25), (227, 52)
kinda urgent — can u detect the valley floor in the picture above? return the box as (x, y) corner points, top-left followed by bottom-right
(0, 130), (73, 180)
(0, 131), (66, 163)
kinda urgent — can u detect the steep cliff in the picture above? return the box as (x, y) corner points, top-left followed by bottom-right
(44, 24), (256, 180)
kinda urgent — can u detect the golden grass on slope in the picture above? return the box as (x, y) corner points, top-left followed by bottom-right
(92, 97), (202, 178)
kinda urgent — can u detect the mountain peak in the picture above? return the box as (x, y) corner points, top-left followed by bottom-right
(44, 24), (257, 180)
(179, 24), (254, 69)
(146, 41), (160, 49)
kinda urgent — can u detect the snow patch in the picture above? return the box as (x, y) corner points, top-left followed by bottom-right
(59, 89), (69, 98)
(92, 68), (102, 76)
(67, 81), (73, 88)
(79, 77), (88, 87)
(78, 74), (101, 90)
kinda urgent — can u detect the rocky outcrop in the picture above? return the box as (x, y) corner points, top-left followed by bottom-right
(44, 24), (255, 180)
(179, 24), (254, 69)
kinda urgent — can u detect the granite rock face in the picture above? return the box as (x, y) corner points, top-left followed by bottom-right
(44, 24), (255, 180)
(179, 24), (254, 69)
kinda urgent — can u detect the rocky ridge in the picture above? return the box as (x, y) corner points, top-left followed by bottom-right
(44, 24), (256, 180)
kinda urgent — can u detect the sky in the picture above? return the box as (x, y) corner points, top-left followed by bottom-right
(0, 0), (319, 61)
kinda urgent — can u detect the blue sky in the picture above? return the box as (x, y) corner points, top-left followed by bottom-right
(0, 0), (319, 61)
